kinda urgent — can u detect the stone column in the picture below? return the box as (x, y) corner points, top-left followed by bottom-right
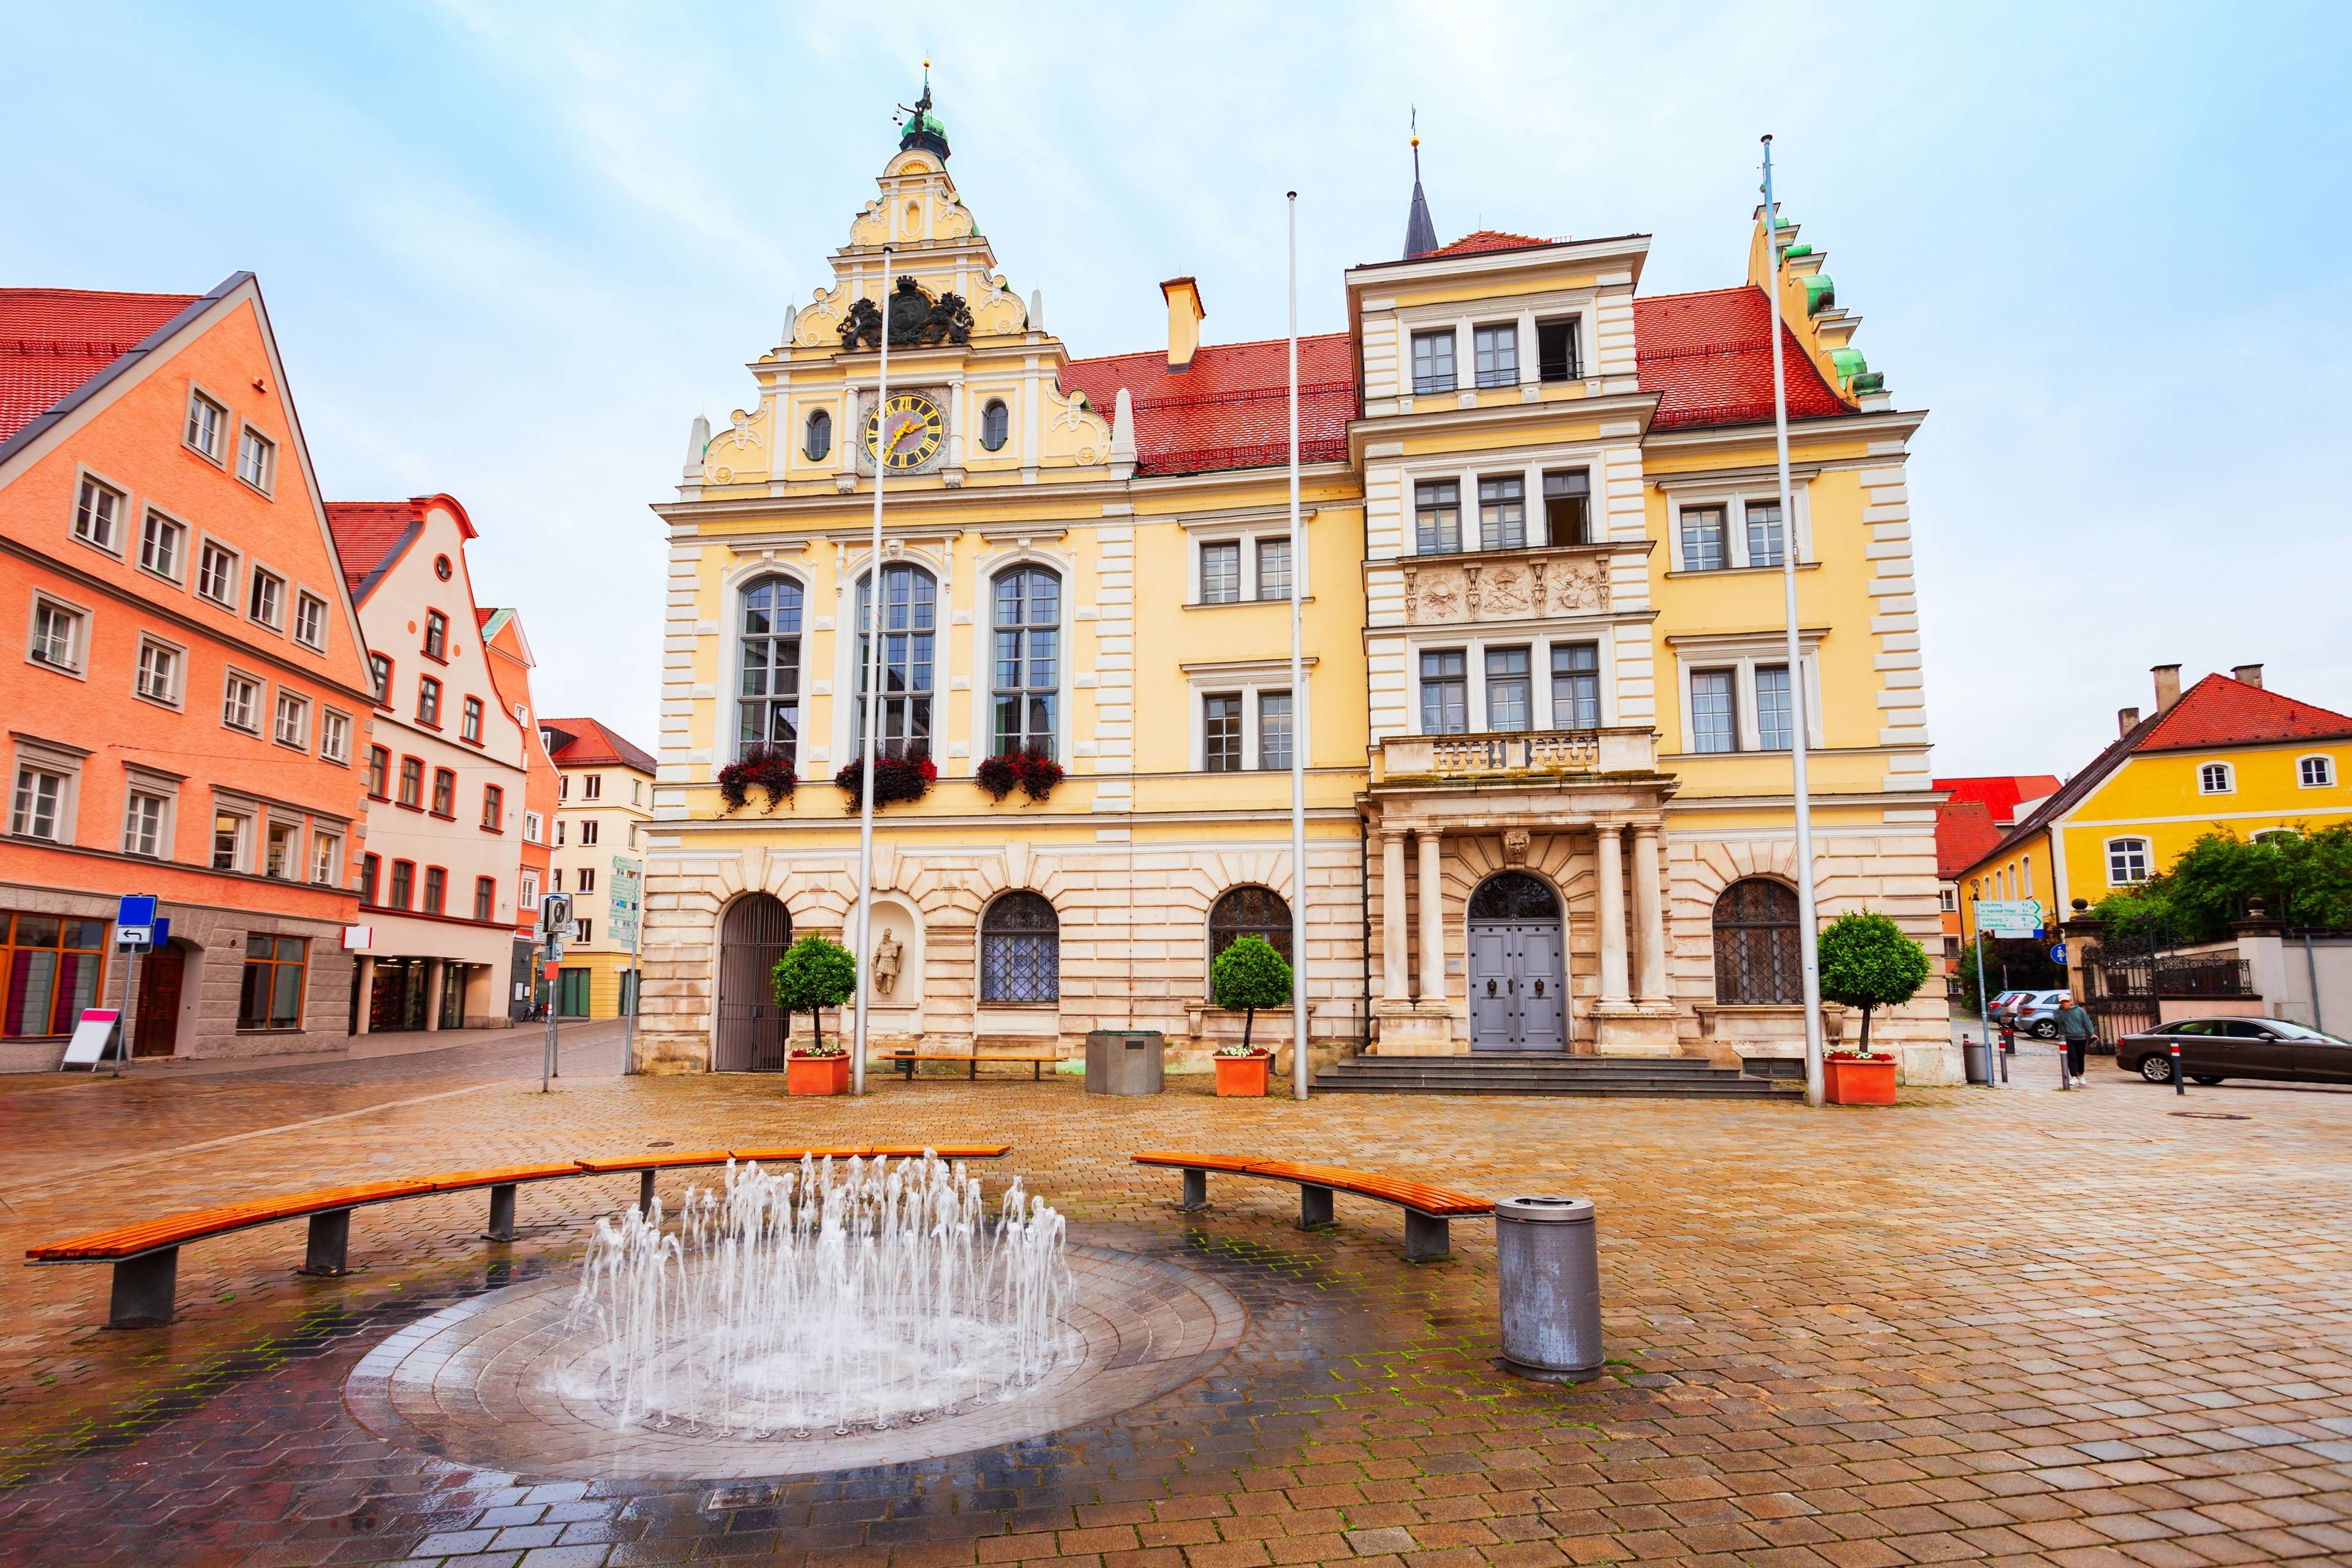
(1632, 823), (1667, 1003)
(424, 957), (446, 1033)
(1381, 830), (1410, 1002)
(352, 955), (375, 1036)
(1416, 827), (1446, 1003)
(1596, 824), (1630, 1005)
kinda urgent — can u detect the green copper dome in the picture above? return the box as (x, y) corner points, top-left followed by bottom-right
(899, 74), (950, 158)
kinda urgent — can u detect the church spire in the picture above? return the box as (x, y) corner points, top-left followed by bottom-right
(1402, 109), (1438, 259)
(897, 61), (951, 159)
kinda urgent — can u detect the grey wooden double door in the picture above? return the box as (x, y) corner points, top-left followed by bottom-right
(1467, 872), (1567, 1051)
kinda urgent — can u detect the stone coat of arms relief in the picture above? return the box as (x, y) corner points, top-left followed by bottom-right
(1402, 553), (1610, 625)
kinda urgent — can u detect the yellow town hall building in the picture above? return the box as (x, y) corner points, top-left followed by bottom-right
(635, 89), (1956, 1084)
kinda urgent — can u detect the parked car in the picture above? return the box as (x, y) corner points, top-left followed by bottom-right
(2003, 990), (2071, 1038)
(2116, 1017), (2352, 1086)
(1985, 989), (2034, 1023)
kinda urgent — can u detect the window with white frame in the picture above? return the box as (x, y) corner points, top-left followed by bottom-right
(265, 818), (300, 880)
(1939, 886), (1958, 913)
(74, 475), (124, 552)
(1542, 470), (1592, 545)
(312, 831), (341, 885)
(1420, 649), (1468, 734)
(1485, 647), (1532, 731)
(273, 692), (310, 750)
(222, 672), (262, 733)
(2301, 754), (2337, 788)
(1677, 641), (1819, 755)
(556, 818), (566, 846)
(573, 918), (593, 944)
(1472, 323), (1518, 387)
(736, 573), (803, 763)
(1258, 691), (1292, 771)
(1414, 480), (1462, 554)
(582, 774), (601, 799)
(1189, 673), (1305, 774)
(578, 866), (596, 894)
(1679, 505), (1728, 572)
(1199, 541), (1240, 603)
(1254, 538), (1290, 601)
(1411, 329), (1455, 394)
(123, 789), (170, 858)
(140, 509), (186, 581)
(1754, 664), (1795, 751)
(293, 591), (326, 651)
(247, 567), (284, 630)
(211, 807), (251, 872)
(236, 426), (276, 491)
(2107, 837), (2151, 885)
(27, 597), (84, 673)
(186, 388), (226, 461)
(1671, 486), (1809, 571)
(135, 636), (183, 706)
(1203, 693), (1243, 772)
(319, 709), (351, 764)
(524, 810), (543, 843)
(1689, 668), (1738, 753)
(1478, 476), (1526, 549)
(10, 764), (68, 841)
(581, 820), (599, 846)
(1744, 500), (1785, 568)
(854, 562), (936, 758)
(197, 540), (238, 606)
(520, 870), (539, 907)
(1551, 642), (1600, 728)
(2198, 761), (2233, 794)
(990, 565), (1060, 755)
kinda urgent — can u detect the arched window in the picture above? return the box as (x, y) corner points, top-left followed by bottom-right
(1210, 886), (1291, 961)
(2198, 761), (2233, 794)
(979, 892), (1059, 1003)
(736, 575), (803, 762)
(1467, 871), (1560, 921)
(979, 398), (1010, 451)
(1713, 878), (1801, 1005)
(854, 564), (937, 756)
(804, 409), (832, 462)
(991, 565), (1060, 755)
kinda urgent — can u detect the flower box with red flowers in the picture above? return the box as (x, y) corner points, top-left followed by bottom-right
(974, 746), (1065, 804)
(834, 747), (937, 811)
(717, 744), (797, 815)
(786, 1042), (850, 1096)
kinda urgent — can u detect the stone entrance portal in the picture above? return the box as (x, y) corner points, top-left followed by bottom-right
(1466, 872), (1566, 1051)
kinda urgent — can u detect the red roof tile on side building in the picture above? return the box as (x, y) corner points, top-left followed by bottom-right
(0, 287), (203, 443)
(1427, 229), (1552, 257)
(1060, 334), (1354, 476)
(1635, 286), (1849, 432)
(2131, 673), (2352, 752)
(1936, 799), (2004, 881)
(540, 717), (658, 775)
(322, 500), (427, 600)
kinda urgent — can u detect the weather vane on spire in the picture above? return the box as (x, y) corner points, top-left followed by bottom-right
(1402, 105), (1437, 258)
(895, 59), (950, 159)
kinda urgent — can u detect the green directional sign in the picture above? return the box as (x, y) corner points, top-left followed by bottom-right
(1976, 898), (2045, 937)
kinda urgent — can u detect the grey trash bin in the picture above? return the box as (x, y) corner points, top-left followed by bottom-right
(1084, 1030), (1164, 1095)
(1494, 1196), (1603, 1383)
(1962, 1036), (1994, 1085)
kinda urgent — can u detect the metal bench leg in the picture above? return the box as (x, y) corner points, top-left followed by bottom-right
(483, 1183), (518, 1242)
(108, 1248), (179, 1329)
(638, 1169), (657, 1215)
(1299, 1185), (1336, 1230)
(1403, 1212), (1451, 1263)
(301, 1209), (352, 1276)
(1180, 1168), (1209, 1212)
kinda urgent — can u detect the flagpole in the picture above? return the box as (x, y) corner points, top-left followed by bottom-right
(852, 248), (892, 1096)
(1286, 190), (1309, 1102)
(1762, 137), (1826, 1109)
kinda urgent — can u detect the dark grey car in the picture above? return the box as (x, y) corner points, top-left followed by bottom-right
(2116, 1017), (2352, 1086)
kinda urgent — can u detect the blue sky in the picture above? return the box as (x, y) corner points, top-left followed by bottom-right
(7, 1), (2346, 778)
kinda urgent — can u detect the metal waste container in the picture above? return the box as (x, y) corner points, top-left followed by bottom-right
(1962, 1035), (1994, 1086)
(1084, 1030), (1164, 1095)
(1494, 1196), (1603, 1382)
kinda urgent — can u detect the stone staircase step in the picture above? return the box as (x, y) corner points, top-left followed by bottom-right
(1310, 1052), (1796, 1099)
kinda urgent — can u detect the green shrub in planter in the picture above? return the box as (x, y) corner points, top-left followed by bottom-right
(1210, 936), (1292, 1054)
(772, 934), (857, 1055)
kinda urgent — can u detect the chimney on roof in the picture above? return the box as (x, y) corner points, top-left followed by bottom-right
(1161, 277), (1205, 372)
(2118, 706), (2141, 738)
(2231, 663), (2264, 689)
(2152, 663), (2182, 714)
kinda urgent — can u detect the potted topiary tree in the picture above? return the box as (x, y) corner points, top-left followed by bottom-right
(1814, 910), (1931, 1106)
(772, 933), (858, 1095)
(1209, 936), (1292, 1097)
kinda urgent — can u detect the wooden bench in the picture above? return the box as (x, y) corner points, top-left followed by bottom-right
(1132, 1151), (1492, 1262)
(889, 1049), (1063, 1081)
(28, 1144), (1012, 1329)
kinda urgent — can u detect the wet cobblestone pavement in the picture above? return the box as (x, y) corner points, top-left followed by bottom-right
(1, 1056), (2347, 1567)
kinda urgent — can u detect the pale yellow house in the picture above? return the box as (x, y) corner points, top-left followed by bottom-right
(544, 716), (656, 1019)
(637, 91), (1954, 1083)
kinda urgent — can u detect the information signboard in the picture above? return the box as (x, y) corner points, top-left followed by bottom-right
(1975, 899), (2045, 937)
(60, 1009), (121, 1069)
(608, 857), (641, 947)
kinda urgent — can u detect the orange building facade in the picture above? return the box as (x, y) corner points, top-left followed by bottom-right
(0, 276), (373, 1065)
(482, 606), (561, 989)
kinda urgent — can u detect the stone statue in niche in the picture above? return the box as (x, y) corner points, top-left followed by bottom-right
(872, 929), (903, 997)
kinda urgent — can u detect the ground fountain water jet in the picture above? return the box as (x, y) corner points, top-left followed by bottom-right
(564, 1152), (1072, 1438)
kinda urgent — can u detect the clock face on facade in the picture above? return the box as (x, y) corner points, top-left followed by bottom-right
(864, 391), (946, 470)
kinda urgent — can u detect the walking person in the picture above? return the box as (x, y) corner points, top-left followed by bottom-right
(2052, 991), (2096, 1087)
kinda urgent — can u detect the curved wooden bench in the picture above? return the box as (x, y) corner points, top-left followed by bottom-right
(1132, 1150), (1491, 1262)
(28, 1144), (1012, 1329)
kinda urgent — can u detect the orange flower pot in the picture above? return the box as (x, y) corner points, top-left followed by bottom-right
(1215, 1054), (1272, 1097)
(1824, 1055), (1896, 1106)
(788, 1055), (849, 1096)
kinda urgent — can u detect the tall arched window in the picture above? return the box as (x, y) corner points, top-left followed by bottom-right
(1713, 878), (1801, 1005)
(979, 891), (1059, 1003)
(991, 566), (1060, 755)
(1209, 886), (1291, 961)
(804, 409), (832, 461)
(736, 575), (803, 762)
(979, 399), (1010, 451)
(855, 564), (937, 756)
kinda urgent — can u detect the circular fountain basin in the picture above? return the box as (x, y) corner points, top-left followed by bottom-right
(344, 1245), (1246, 1479)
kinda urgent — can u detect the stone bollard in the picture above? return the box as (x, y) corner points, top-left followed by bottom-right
(1494, 1196), (1604, 1383)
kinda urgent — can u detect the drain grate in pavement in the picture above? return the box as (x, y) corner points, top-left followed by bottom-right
(2171, 1110), (2250, 1120)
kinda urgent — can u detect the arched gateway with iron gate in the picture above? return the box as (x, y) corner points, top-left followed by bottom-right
(1466, 871), (1567, 1051)
(714, 894), (791, 1071)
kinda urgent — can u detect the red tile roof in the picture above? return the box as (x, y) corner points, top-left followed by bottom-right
(1936, 799), (2004, 881)
(322, 500), (426, 600)
(1427, 229), (1551, 257)
(2131, 673), (2352, 753)
(1635, 287), (1850, 432)
(1934, 774), (2063, 827)
(0, 287), (202, 443)
(540, 716), (658, 774)
(1060, 334), (1354, 476)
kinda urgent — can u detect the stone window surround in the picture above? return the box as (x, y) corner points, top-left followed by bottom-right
(9, 733), (89, 845)
(1404, 628), (1616, 736)
(184, 382), (232, 467)
(245, 557), (290, 636)
(221, 665), (266, 734)
(233, 417), (278, 497)
(318, 706), (353, 766)
(2298, 753), (2337, 788)
(194, 531), (241, 608)
(1658, 472), (1816, 573)
(971, 548), (1074, 766)
(121, 763), (183, 861)
(69, 462), (132, 560)
(2105, 836), (2151, 887)
(134, 630), (189, 711)
(1182, 508), (1314, 605)
(1183, 658), (1314, 772)
(1395, 448), (1611, 559)
(1667, 631), (1825, 756)
(24, 587), (92, 679)
(2197, 760), (2234, 795)
(826, 541), (952, 766)
(137, 500), (193, 587)
(292, 585), (330, 653)
(1385, 292), (1596, 409)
